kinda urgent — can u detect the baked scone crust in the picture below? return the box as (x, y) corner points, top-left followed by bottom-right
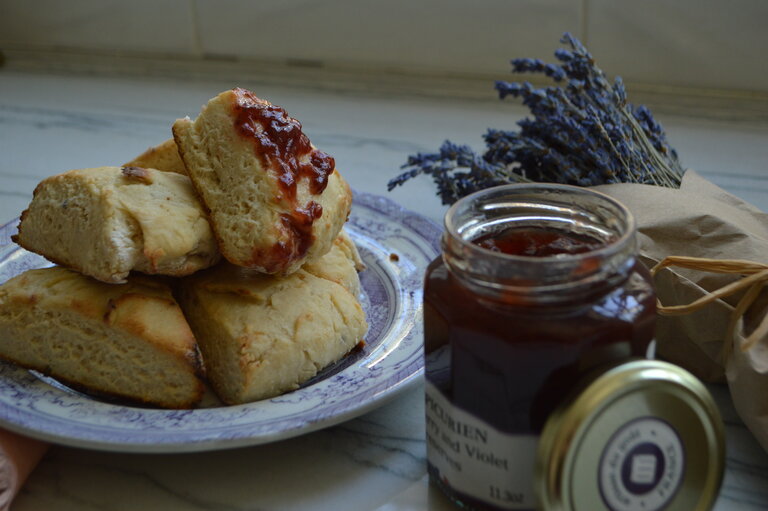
(173, 88), (352, 275)
(14, 166), (220, 283)
(0, 267), (206, 408)
(124, 138), (188, 175)
(302, 229), (364, 297)
(176, 236), (367, 404)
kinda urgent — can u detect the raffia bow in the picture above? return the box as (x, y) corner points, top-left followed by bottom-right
(650, 256), (768, 356)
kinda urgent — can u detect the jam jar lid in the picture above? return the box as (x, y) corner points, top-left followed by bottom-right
(536, 359), (725, 511)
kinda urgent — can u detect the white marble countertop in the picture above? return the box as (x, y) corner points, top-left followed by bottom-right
(1, 68), (768, 510)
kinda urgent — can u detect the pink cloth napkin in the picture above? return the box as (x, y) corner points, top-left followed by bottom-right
(0, 429), (48, 510)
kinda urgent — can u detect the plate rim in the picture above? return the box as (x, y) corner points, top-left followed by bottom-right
(0, 190), (441, 452)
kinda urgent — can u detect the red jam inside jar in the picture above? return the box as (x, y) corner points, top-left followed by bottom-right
(473, 227), (605, 257)
(424, 184), (656, 511)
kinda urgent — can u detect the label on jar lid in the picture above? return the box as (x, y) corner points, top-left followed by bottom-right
(597, 417), (685, 511)
(425, 380), (539, 509)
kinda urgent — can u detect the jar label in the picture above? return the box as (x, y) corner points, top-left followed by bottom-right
(425, 380), (538, 509)
(598, 417), (685, 511)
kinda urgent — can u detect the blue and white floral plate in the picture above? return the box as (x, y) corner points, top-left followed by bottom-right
(0, 192), (441, 452)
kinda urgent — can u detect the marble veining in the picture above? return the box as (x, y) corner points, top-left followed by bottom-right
(18, 387), (428, 511)
(0, 68), (767, 510)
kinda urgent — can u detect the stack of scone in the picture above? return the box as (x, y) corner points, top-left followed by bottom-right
(0, 88), (368, 408)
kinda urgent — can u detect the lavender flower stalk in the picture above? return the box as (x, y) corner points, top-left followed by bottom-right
(388, 33), (685, 204)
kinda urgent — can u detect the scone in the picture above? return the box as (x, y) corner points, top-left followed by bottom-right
(14, 166), (220, 284)
(173, 88), (352, 275)
(124, 138), (187, 175)
(0, 267), (205, 408)
(175, 238), (368, 405)
(302, 229), (364, 297)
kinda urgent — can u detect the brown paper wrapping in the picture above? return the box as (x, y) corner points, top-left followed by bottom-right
(0, 429), (48, 510)
(595, 170), (768, 451)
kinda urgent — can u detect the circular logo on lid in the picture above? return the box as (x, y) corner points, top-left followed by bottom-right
(598, 417), (685, 511)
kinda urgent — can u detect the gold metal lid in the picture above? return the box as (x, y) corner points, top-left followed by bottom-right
(536, 359), (725, 511)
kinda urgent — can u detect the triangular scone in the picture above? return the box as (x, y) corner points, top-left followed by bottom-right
(0, 267), (206, 409)
(173, 88), (352, 275)
(176, 238), (367, 405)
(124, 138), (188, 176)
(14, 166), (220, 283)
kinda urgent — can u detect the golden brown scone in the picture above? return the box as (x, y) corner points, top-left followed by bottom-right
(0, 267), (206, 409)
(172, 88), (352, 275)
(302, 229), (364, 297)
(14, 166), (220, 284)
(175, 238), (367, 405)
(124, 138), (187, 175)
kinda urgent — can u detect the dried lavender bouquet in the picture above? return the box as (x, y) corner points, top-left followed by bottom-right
(388, 33), (685, 205)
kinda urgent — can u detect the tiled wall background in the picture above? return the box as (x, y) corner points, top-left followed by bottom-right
(1, 0), (767, 93)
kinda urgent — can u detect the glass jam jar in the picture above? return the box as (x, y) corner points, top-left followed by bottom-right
(424, 184), (658, 510)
